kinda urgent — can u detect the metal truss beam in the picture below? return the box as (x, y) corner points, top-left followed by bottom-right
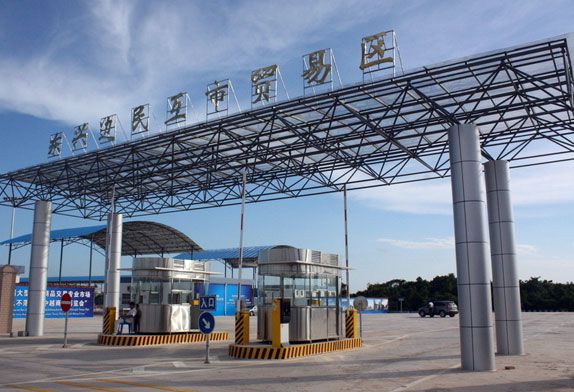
(1, 36), (574, 219)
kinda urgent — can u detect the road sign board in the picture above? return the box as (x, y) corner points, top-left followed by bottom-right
(60, 293), (72, 312)
(200, 295), (216, 311)
(353, 296), (368, 311)
(198, 311), (215, 334)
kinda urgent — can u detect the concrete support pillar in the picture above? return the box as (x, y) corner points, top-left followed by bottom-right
(104, 213), (122, 312)
(484, 160), (524, 355)
(25, 200), (52, 336)
(448, 124), (495, 371)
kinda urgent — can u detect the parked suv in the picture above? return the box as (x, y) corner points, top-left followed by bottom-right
(418, 301), (458, 318)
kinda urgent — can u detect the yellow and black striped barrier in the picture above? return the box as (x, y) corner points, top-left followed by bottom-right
(228, 338), (362, 360)
(102, 307), (116, 335)
(235, 310), (250, 345)
(345, 308), (359, 338)
(97, 331), (229, 346)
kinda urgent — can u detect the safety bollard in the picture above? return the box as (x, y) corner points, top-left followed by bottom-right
(345, 308), (359, 339)
(103, 307), (116, 335)
(235, 310), (250, 345)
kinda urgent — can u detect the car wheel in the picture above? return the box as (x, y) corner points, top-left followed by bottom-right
(419, 310), (426, 317)
(439, 311), (446, 318)
(449, 313), (455, 317)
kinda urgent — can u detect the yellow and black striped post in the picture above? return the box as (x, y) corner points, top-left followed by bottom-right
(271, 298), (282, 348)
(235, 310), (250, 345)
(103, 307), (116, 335)
(345, 308), (359, 339)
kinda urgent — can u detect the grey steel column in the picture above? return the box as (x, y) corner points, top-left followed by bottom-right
(25, 200), (52, 336)
(484, 160), (524, 355)
(104, 213), (122, 312)
(449, 124), (495, 371)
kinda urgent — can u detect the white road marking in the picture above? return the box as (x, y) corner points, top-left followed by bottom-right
(389, 363), (460, 392)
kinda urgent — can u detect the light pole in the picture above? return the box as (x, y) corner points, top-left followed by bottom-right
(3, 196), (23, 265)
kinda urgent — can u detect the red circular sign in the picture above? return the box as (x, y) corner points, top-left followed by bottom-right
(60, 293), (72, 312)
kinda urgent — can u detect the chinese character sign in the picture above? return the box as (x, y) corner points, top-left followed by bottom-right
(131, 104), (149, 135)
(303, 49), (332, 87)
(206, 81), (229, 115)
(251, 65), (277, 106)
(360, 31), (394, 72)
(48, 132), (64, 158)
(13, 285), (95, 318)
(71, 123), (89, 151)
(165, 92), (188, 127)
(99, 115), (117, 144)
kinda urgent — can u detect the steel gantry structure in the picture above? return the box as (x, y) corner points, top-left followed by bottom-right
(2, 34), (574, 372)
(1, 35), (573, 219)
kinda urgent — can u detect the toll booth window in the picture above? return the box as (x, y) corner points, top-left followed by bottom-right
(149, 292), (160, 304)
(326, 276), (338, 308)
(282, 276), (294, 300)
(259, 275), (281, 305)
(293, 277), (309, 307)
(121, 293), (131, 305)
(310, 276), (327, 307)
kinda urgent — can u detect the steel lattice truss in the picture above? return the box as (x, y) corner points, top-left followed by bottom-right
(1, 35), (574, 220)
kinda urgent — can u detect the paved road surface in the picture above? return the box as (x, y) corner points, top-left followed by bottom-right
(0, 313), (572, 391)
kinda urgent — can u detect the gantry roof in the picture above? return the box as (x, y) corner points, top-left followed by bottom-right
(1, 221), (202, 256)
(1, 34), (574, 219)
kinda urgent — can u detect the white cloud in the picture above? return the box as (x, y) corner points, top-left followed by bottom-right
(0, 1), (377, 127)
(352, 162), (574, 214)
(516, 243), (539, 256)
(377, 237), (454, 250)
(377, 236), (539, 255)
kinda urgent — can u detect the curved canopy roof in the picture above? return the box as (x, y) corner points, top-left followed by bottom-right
(1, 221), (202, 256)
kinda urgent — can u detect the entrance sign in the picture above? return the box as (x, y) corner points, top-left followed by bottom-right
(48, 132), (64, 158)
(360, 31), (395, 75)
(99, 114), (117, 145)
(198, 311), (215, 334)
(6, 35), (571, 221)
(165, 92), (188, 128)
(200, 295), (216, 311)
(251, 64), (277, 107)
(71, 123), (89, 151)
(302, 48), (332, 93)
(131, 104), (150, 135)
(206, 80), (229, 118)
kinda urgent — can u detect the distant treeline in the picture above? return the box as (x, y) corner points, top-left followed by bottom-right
(353, 274), (574, 312)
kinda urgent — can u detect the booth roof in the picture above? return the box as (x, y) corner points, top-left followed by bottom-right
(176, 245), (278, 267)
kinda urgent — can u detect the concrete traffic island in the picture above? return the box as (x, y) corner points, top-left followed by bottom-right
(228, 338), (362, 360)
(97, 331), (229, 346)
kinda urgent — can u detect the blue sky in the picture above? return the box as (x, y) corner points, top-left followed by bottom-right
(1, 0), (573, 289)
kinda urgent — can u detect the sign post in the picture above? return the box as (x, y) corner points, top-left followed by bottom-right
(353, 296), (368, 339)
(199, 312), (215, 364)
(199, 296), (216, 364)
(60, 293), (72, 348)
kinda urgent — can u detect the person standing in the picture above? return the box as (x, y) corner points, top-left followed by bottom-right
(134, 303), (142, 334)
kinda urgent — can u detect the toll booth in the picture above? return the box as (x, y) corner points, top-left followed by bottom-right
(257, 246), (343, 342)
(130, 257), (208, 333)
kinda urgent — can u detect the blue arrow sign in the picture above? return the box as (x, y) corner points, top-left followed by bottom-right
(200, 295), (217, 311)
(198, 311), (215, 334)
